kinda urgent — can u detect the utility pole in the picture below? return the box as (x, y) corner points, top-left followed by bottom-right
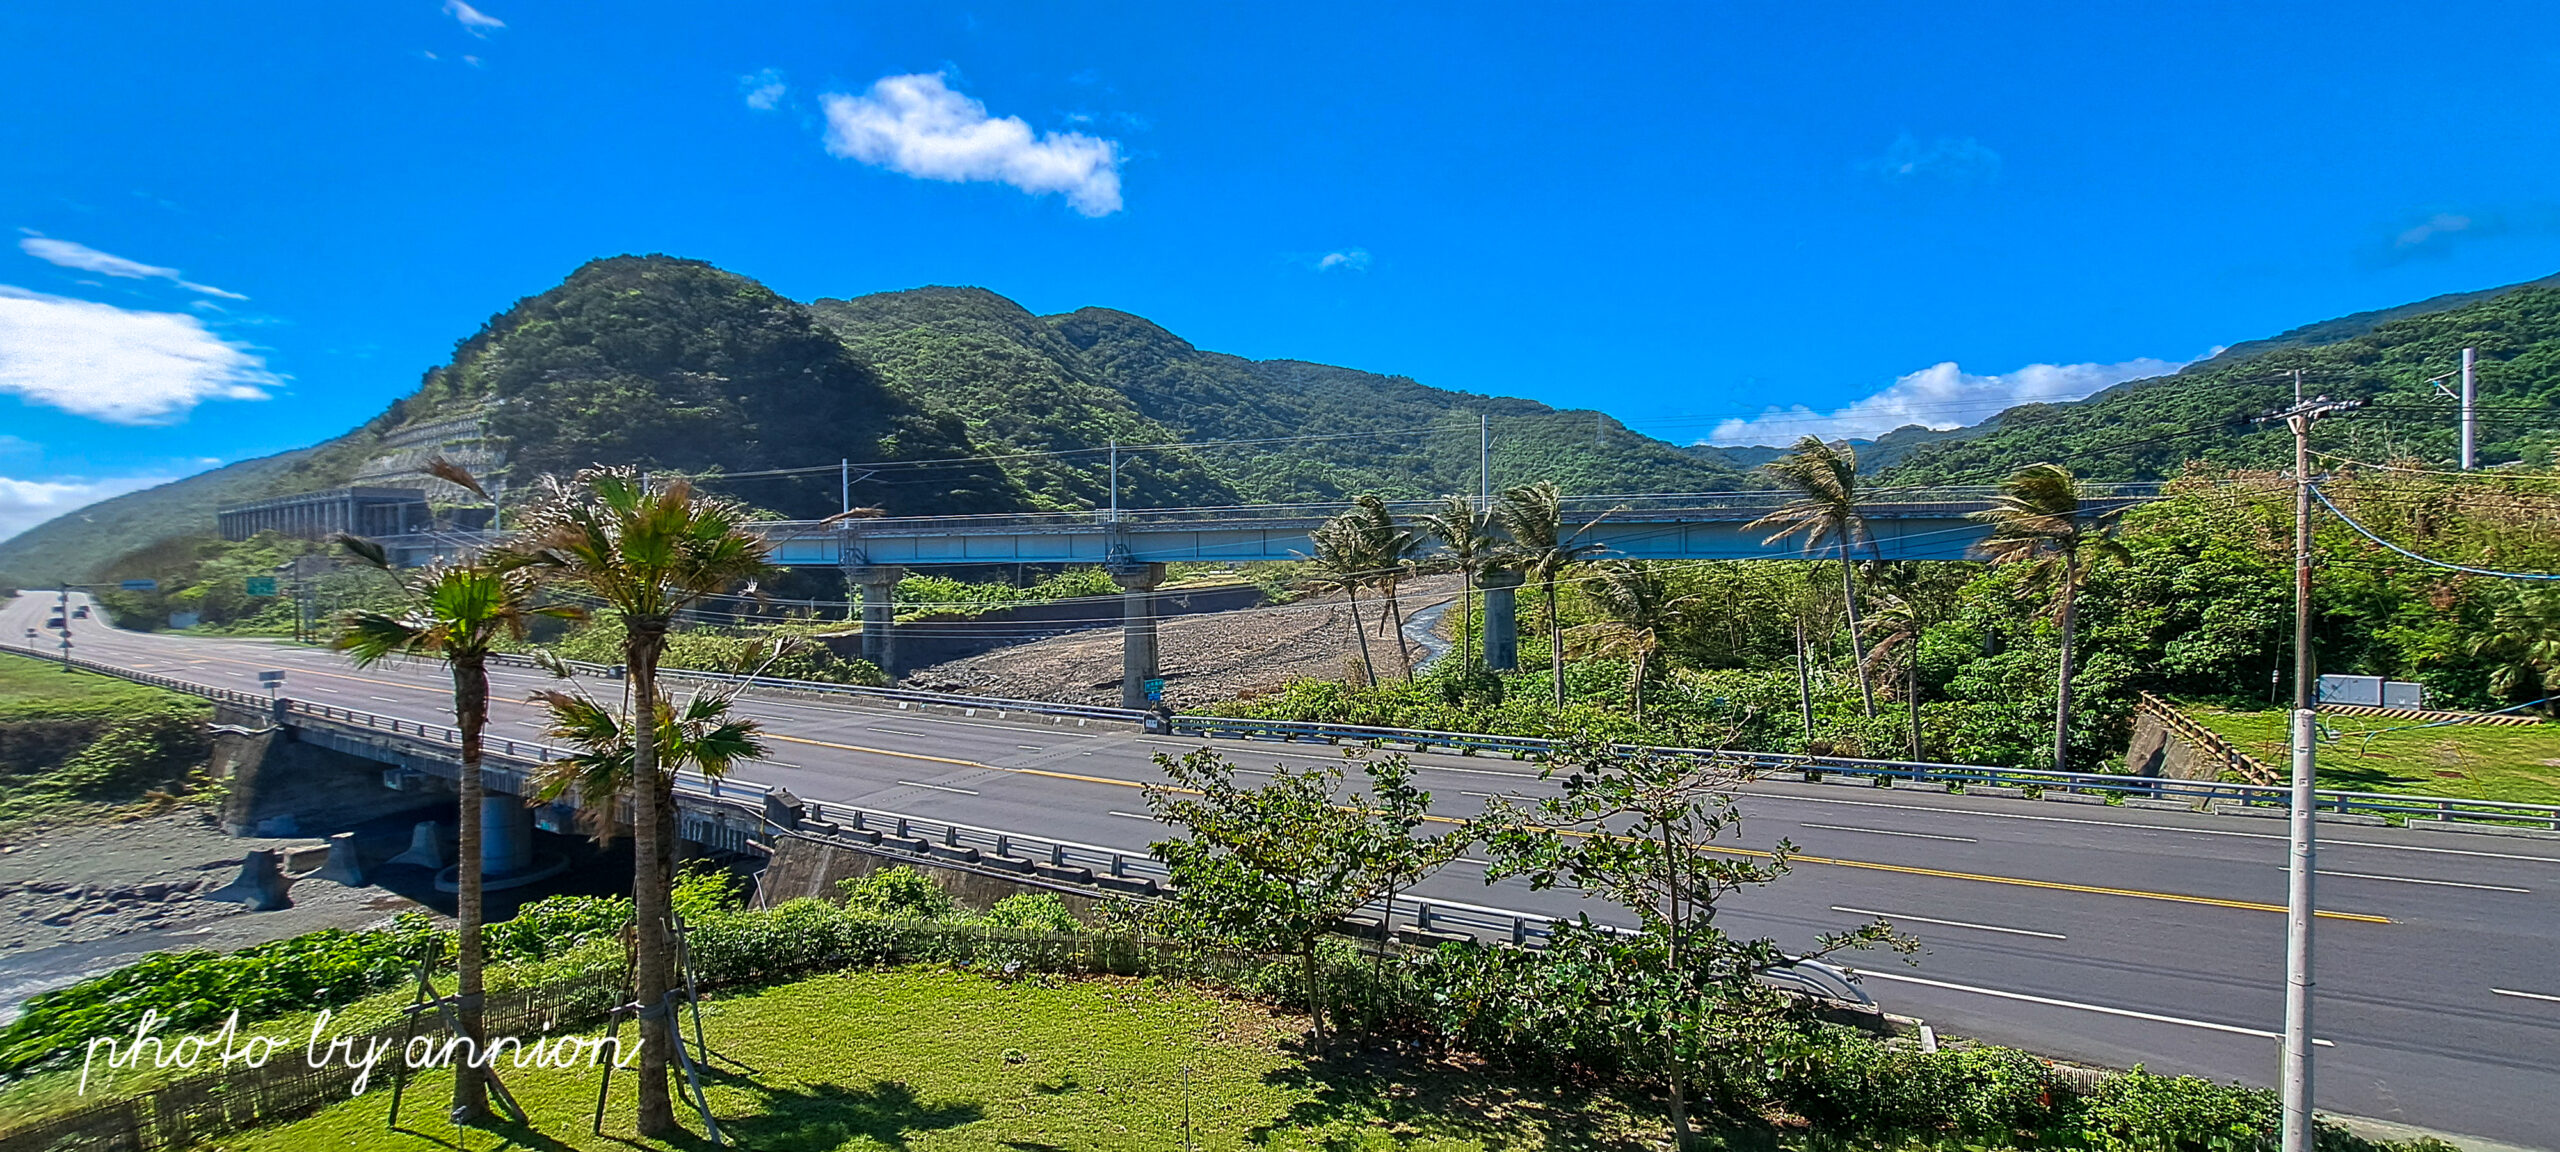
(2256, 381), (2360, 1152)
(55, 586), (71, 671)
(1479, 414), (1492, 507)
(841, 458), (851, 516)
(1108, 439), (1120, 522)
(2460, 347), (2477, 471)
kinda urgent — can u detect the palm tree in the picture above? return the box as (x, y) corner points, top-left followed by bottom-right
(1419, 494), (1506, 667)
(1971, 462), (2129, 774)
(1863, 595), (1926, 761)
(1308, 516), (1383, 687)
(508, 467), (768, 1139)
(1750, 437), (1878, 719)
(1494, 482), (1611, 709)
(328, 459), (569, 1122)
(1344, 495), (1423, 677)
(528, 684), (767, 848)
(2468, 584), (2560, 709)
(1568, 561), (1694, 718)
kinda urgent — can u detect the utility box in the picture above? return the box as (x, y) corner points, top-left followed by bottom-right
(2317, 675), (2425, 709)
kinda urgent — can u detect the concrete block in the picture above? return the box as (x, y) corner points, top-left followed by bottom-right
(978, 856), (1036, 875)
(2400, 818), (2560, 841)
(255, 814), (301, 838)
(1967, 786), (2029, 799)
(880, 836), (932, 855)
(1093, 874), (1158, 896)
(207, 850), (292, 911)
(1033, 862), (1094, 884)
(928, 844), (981, 865)
(316, 833), (366, 887)
(2122, 798), (2200, 811)
(387, 821), (445, 869)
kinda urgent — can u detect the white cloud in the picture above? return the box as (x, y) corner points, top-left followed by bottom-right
(0, 474), (172, 544)
(742, 68), (787, 111)
(18, 236), (246, 299)
(1703, 357), (2186, 446)
(1316, 249), (1372, 272)
(443, 0), (503, 34)
(0, 285), (280, 424)
(820, 73), (1124, 216)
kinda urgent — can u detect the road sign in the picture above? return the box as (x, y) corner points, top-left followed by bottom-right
(258, 670), (286, 687)
(119, 579), (157, 592)
(245, 576), (278, 597)
(1143, 677), (1167, 701)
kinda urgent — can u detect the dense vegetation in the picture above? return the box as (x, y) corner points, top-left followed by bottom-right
(1220, 462), (2560, 789)
(0, 654), (212, 823)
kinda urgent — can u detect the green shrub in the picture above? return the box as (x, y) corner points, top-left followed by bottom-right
(2080, 1066), (2278, 1151)
(836, 866), (957, 921)
(47, 706), (209, 798)
(978, 893), (1080, 933)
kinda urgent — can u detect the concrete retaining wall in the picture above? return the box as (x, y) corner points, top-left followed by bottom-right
(2121, 710), (2221, 781)
(213, 704), (444, 837)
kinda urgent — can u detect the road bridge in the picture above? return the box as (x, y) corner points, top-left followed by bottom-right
(749, 486), (2159, 700)
(6, 594), (2556, 1148)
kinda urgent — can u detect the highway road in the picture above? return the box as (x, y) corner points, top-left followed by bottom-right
(7, 592), (2556, 1148)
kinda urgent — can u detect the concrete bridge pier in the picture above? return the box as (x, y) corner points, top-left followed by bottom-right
(849, 565), (904, 676)
(1112, 562), (1166, 709)
(482, 794), (535, 876)
(1477, 570), (1523, 672)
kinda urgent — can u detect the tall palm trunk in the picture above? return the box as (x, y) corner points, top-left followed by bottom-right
(625, 626), (678, 1138)
(1545, 577), (1564, 709)
(1344, 589), (1378, 687)
(2052, 561), (2081, 775)
(1381, 581), (1414, 678)
(1907, 654), (1923, 762)
(1837, 540), (1875, 719)
(1461, 578), (1477, 667)
(451, 658), (490, 1119)
(1794, 619), (1815, 740)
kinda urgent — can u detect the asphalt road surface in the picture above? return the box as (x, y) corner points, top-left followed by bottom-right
(8, 593), (2556, 1147)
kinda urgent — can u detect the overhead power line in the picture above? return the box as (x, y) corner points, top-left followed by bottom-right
(2309, 484), (2560, 581)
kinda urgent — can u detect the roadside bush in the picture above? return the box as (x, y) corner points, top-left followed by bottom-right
(978, 892), (1081, 933)
(2079, 1067), (2278, 1151)
(836, 866), (957, 920)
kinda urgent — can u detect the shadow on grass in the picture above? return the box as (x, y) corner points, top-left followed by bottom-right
(720, 1078), (983, 1152)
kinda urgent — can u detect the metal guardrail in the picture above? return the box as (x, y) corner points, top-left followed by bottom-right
(1171, 714), (2560, 830)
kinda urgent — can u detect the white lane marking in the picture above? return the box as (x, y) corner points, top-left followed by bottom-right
(1107, 811), (1156, 821)
(868, 728), (930, 737)
(894, 780), (978, 796)
(2491, 987), (2560, 1005)
(1855, 970), (2335, 1046)
(2311, 869), (2528, 893)
(311, 687), (342, 694)
(1799, 821), (1976, 843)
(367, 695), (400, 703)
(1016, 745), (1044, 750)
(1830, 904), (2066, 940)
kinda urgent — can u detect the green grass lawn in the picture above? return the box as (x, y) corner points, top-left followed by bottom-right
(2180, 701), (2560, 805)
(0, 651), (192, 720)
(196, 968), (1670, 1152)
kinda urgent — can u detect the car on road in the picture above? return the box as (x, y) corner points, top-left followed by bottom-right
(71, 605), (89, 619)
(45, 615), (64, 630)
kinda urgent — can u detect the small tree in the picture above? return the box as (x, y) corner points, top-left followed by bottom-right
(1143, 748), (1461, 1045)
(1345, 495), (1424, 677)
(1419, 493), (1508, 667)
(1481, 738), (1908, 1149)
(1568, 560), (1695, 719)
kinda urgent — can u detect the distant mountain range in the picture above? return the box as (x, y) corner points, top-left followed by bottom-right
(4, 256), (2556, 585)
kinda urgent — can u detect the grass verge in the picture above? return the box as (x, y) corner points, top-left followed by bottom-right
(201, 967), (1667, 1152)
(2179, 700), (2560, 804)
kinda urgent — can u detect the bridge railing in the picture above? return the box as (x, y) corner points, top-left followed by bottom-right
(751, 484), (2171, 538)
(477, 651), (1152, 725)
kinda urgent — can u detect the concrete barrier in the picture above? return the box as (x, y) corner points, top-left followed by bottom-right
(206, 850), (291, 911)
(387, 821), (445, 869)
(316, 833), (366, 887)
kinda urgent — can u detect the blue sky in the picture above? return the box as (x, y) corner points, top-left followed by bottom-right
(5, 2), (2560, 539)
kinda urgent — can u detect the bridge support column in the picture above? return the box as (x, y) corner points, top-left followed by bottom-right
(1477, 570), (1523, 672)
(482, 795), (534, 877)
(849, 565), (904, 677)
(1112, 563), (1166, 710)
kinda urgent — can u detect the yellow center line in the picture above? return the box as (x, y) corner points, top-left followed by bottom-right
(765, 733), (2394, 925)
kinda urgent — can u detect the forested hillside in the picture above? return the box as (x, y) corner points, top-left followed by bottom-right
(811, 288), (1756, 506)
(1881, 279), (2560, 483)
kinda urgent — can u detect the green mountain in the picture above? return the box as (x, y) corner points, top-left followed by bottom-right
(1879, 276), (2560, 484)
